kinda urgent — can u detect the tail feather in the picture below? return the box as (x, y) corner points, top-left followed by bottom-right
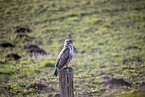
(54, 69), (58, 77)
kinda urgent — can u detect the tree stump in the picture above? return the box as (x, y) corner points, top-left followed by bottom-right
(58, 67), (74, 97)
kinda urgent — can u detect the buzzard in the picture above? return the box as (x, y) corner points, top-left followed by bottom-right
(54, 39), (74, 76)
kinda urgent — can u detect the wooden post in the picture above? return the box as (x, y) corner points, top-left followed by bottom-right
(58, 67), (74, 97)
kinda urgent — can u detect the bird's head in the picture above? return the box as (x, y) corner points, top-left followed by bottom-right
(64, 39), (73, 46)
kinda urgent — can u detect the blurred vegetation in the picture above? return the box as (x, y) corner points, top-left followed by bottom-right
(0, 0), (145, 96)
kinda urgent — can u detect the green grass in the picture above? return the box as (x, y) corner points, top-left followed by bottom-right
(0, 0), (145, 96)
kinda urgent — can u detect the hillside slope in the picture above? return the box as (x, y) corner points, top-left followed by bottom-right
(0, 0), (145, 96)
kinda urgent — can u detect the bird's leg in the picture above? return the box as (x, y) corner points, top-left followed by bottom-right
(65, 64), (69, 76)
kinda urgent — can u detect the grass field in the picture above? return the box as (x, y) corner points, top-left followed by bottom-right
(0, 0), (145, 96)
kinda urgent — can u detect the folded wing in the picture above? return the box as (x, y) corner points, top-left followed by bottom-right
(55, 47), (70, 70)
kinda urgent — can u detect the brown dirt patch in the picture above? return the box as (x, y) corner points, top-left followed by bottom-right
(26, 83), (55, 93)
(26, 83), (47, 90)
(5, 53), (21, 60)
(125, 46), (139, 50)
(104, 78), (131, 86)
(24, 44), (47, 55)
(0, 42), (14, 48)
(123, 56), (142, 64)
(24, 44), (39, 49)
(15, 27), (31, 33)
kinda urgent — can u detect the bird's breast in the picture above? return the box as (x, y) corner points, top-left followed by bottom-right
(69, 46), (74, 58)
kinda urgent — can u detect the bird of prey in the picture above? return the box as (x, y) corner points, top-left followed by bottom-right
(54, 39), (74, 76)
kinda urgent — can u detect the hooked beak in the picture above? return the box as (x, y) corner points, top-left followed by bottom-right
(70, 41), (73, 43)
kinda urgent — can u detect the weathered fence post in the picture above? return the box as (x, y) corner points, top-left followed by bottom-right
(58, 67), (74, 97)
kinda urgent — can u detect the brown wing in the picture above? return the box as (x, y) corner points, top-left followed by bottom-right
(55, 47), (70, 70)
